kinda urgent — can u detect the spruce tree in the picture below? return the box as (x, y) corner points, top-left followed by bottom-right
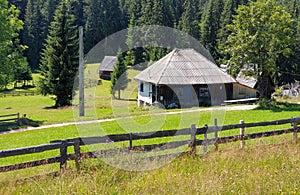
(84, 0), (125, 53)
(111, 52), (128, 99)
(217, 0), (248, 62)
(38, 0), (79, 107)
(138, 0), (170, 64)
(23, 0), (43, 70)
(23, 0), (60, 70)
(178, 0), (200, 39)
(169, 0), (185, 26)
(84, 0), (104, 52)
(200, 0), (223, 61)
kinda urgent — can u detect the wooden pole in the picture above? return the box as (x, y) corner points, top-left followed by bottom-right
(240, 120), (245, 149)
(292, 117), (298, 144)
(74, 138), (81, 171)
(203, 124), (208, 153)
(17, 112), (20, 126)
(60, 141), (68, 172)
(79, 26), (85, 117)
(190, 124), (197, 155)
(129, 133), (133, 150)
(214, 118), (219, 151)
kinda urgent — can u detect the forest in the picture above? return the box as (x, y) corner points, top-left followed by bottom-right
(1, 0), (300, 104)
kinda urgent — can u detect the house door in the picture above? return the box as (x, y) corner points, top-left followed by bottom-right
(183, 86), (192, 107)
(152, 84), (156, 103)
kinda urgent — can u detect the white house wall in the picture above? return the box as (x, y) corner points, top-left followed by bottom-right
(138, 81), (153, 106)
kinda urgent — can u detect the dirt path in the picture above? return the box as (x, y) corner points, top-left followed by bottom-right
(0, 105), (258, 135)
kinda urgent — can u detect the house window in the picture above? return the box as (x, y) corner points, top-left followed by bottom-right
(199, 87), (209, 97)
(140, 82), (144, 92)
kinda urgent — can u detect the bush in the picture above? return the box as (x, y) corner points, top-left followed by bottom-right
(258, 98), (279, 109)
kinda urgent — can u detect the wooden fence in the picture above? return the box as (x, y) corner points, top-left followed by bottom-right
(0, 91), (36, 98)
(0, 117), (299, 174)
(0, 113), (20, 126)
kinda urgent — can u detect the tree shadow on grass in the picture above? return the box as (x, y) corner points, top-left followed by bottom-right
(44, 106), (59, 110)
(43, 105), (73, 110)
(255, 100), (300, 112)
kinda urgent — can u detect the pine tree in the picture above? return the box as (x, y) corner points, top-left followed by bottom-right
(169, 0), (185, 26)
(84, 0), (126, 53)
(38, 0), (79, 107)
(111, 51), (128, 99)
(178, 0), (200, 39)
(71, 0), (85, 27)
(200, 0), (223, 61)
(23, 0), (43, 70)
(23, 0), (60, 70)
(138, 0), (170, 64)
(217, 0), (248, 62)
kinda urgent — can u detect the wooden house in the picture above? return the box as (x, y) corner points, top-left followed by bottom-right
(135, 48), (240, 108)
(98, 56), (117, 80)
(235, 65), (274, 99)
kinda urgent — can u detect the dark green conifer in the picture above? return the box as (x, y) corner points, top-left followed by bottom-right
(39, 0), (79, 107)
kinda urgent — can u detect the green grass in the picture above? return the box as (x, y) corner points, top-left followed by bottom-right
(1, 108), (299, 149)
(0, 69), (300, 189)
(0, 141), (299, 194)
(0, 108), (299, 169)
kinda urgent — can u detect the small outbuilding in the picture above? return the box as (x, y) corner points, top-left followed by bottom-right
(135, 48), (240, 108)
(234, 67), (259, 99)
(98, 56), (117, 80)
(235, 65), (274, 99)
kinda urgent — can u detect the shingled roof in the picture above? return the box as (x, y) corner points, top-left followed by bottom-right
(98, 56), (117, 72)
(236, 74), (258, 89)
(135, 48), (236, 85)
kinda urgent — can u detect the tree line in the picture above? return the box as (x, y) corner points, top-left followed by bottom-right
(2, 0), (300, 106)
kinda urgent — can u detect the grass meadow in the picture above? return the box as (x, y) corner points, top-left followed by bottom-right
(0, 141), (300, 194)
(0, 68), (300, 193)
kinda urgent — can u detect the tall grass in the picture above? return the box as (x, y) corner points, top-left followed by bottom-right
(1, 139), (299, 194)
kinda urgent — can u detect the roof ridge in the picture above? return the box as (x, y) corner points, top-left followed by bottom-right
(181, 49), (208, 84)
(156, 49), (177, 85)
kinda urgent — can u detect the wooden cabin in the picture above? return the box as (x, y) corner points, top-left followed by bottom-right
(98, 56), (117, 80)
(135, 48), (241, 108)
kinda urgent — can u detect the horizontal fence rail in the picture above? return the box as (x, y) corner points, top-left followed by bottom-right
(0, 113), (20, 125)
(0, 91), (36, 97)
(0, 117), (299, 174)
(0, 141), (74, 173)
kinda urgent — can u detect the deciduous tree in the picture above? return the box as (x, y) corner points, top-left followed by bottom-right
(221, 0), (294, 98)
(0, 0), (28, 89)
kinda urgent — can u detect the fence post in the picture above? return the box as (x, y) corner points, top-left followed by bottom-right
(74, 138), (81, 171)
(190, 124), (197, 155)
(60, 141), (68, 172)
(203, 124), (208, 153)
(17, 113), (20, 126)
(214, 118), (219, 151)
(292, 117), (298, 144)
(129, 132), (133, 150)
(240, 120), (245, 149)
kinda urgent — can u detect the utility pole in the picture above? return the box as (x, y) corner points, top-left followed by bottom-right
(79, 26), (85, 116)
